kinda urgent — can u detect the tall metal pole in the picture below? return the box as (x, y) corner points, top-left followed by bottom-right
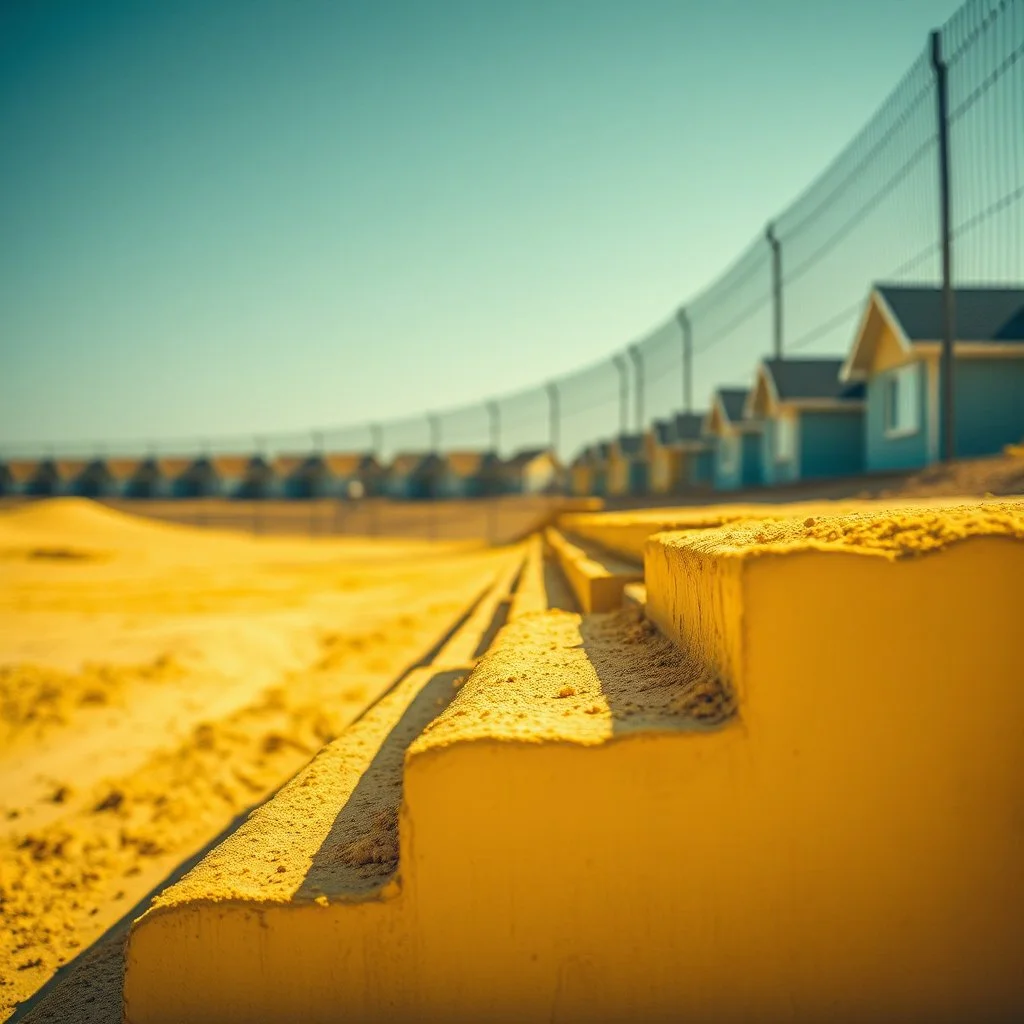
(547, 381), (560, 452)
(766, 223), (783, 359)
(612, 355), (629, 436)
(676, 306), (692, 414)
(487, 401), (500, 453)
(628, 344), (644, 432)
(931, 30), (956, 463)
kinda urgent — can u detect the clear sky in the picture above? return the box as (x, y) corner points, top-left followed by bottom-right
(0, 0), (965, 456)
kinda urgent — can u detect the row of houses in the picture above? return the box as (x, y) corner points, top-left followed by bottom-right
(0, 448), (561, 501)
(570, 284), (1024, 497)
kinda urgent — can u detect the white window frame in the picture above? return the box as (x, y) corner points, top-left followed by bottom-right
(884, 362), (922, 438)
(774, 416), (796, 462)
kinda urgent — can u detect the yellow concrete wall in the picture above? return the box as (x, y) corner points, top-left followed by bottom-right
(124, 504), (1024, 1022)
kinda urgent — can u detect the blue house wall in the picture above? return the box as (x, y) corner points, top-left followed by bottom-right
(713, 434), (741, 490)
(759, 421), (798, 488)
(627, 461), (648, 495)
(740, 432), (763, 488)
(865, 360), (930, 472)
(799, 410), (865, 480)
(953, 358), (1024, 456)
(688, 448), (714, 487)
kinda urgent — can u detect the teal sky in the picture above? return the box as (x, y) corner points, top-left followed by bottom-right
(1, 0), (965, 457)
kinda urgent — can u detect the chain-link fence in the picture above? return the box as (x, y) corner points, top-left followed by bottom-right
(3, 0), (1021, 476)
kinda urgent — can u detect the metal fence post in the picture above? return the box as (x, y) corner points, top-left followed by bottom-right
(612, 355), (628, 436)
(628, 345), (644, 432)
(930, 29), (956, 464)
(766, 223), (783, 359)
(487, 401), (500, 454)
(676, 306), (692, 414)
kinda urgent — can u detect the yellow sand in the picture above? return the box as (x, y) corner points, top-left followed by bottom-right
(0, 499), (509, 1019)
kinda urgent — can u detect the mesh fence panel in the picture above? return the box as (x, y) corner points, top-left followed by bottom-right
(3, 0), (1021, 478)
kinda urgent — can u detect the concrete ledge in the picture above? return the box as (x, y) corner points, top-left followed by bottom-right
(543, 527), (642, 613)
(621, 581), (646, 611)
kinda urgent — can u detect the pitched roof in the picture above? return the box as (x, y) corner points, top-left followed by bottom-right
(616, 434), (645, 458)
(389, 452), (435, 475)
(877, 284), (1024, 343)
(443, 450), (496, 476)
(717, 388), (749, 423)
(7, 460), (39, 482)
(763, 358), (864, 402)
(504, 447), (549, 467)
(323, 452), (376, 476)
(106, 458), (141, 480)
(672, 412), (706, 442)
(650, 419), (674, 446)
(209, 455), (252, 477)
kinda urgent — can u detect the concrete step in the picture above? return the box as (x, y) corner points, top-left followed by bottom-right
(125, 502), (1024, 1022)
(621, 581), (646, 611)
(543, 526), (642, 613)
(122, 543), (534, 1023)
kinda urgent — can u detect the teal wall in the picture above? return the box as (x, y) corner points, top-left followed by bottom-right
(627, 460), (648, 495)
(799, 409), (865, 480)
(759, 419), (797, 487)
(740, 431), (763, 487)
(952, 358), (1024, 456)
(867, 355), (1024, 471)
(688, 448), (714, 487)
(865, 359), (930, 472)
(713, 434), (741, 490)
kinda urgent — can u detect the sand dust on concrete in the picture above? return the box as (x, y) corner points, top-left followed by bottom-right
(0, 499), (509, 1020)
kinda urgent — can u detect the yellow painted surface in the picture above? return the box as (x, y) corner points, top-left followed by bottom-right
(559, 493), (1024, 563)
(124, 502), (1024, 1022)
(543, 527), (642, 613)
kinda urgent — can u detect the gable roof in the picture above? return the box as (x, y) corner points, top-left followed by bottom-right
(762, 358), (865, 404)
(614, 433), (645, 458)
(877, 284), (1024, 343)
(504, 447), (550, 468)
(718, 388), (748, 424)
(444, 450), (497, 477)
(650, 419), (674, 446)
(389, 452), (438, 475)
(672, 412), (706, 442)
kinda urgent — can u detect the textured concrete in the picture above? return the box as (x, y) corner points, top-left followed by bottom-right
(543, 527), (642, 613)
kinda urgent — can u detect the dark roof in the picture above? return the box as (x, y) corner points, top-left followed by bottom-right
(651, 419), (673, 446)
(716, 388), (748, 423)
(763, 358), (864, 402)
(672, 412), (706, 442)
(505, 447), (548, 467)
(616, 433), (645, 457)
(876, 285), (1024, 343)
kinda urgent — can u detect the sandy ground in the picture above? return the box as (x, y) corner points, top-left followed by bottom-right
(0, 499), (511, 1019)
(0, 495), (578, 544)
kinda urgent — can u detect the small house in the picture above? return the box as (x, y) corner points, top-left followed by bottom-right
(23, 458), (88, 496)
(501, 448), (560, 495)
(125, 457), (188, 499)
(704, 388), (764, 491)
(324, 453), (384, 499)
(385, 453), (443, 500)
(72, 458), (127, 498)
(172, 457), (220, 498)
(0, 460), (13, 497)
(607, 434), (648, 497)
(436, 451), (502, 499)
(235, 456), (277, 499)
(644, 413), (712, 494)
(569, 451), (593, 497)
(841, 284), (1024, 471)
(4, 460), (39, 496)
(745, 358), (865, 486)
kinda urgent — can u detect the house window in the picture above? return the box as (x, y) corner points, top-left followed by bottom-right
(884, 363), (921, 436)
(775, 417), (796, 462)
(719, 434), (738, 473)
